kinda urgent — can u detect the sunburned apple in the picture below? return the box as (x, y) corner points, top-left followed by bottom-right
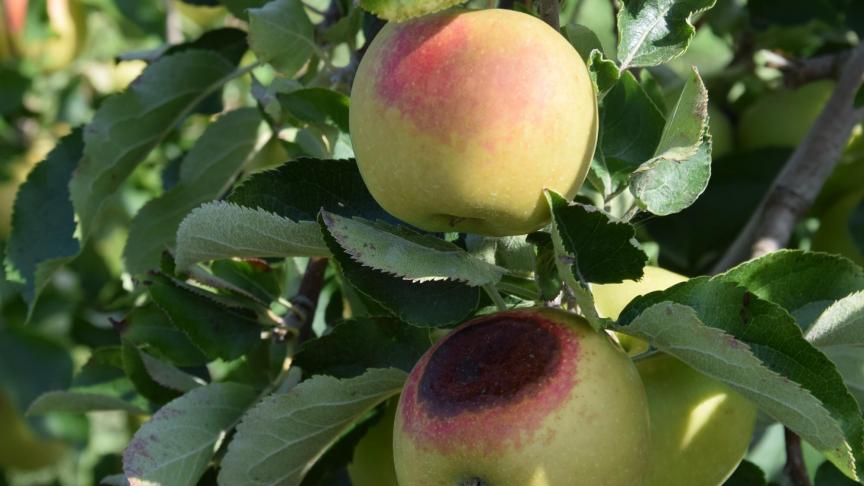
(393, 308), (649, 486)
(350, 9), (598, 236)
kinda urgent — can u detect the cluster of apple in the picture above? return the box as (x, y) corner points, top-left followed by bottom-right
(348, 9), (757, 485)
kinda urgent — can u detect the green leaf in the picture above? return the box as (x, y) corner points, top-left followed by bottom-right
(722, 251), (864, 317)
(617, 0), (717, 69)
(0, 66), (29, 115)
(123, 383), (258, 486)
(124, 109), (262, 274)
(279, 88), (350, 132)
(630, 68), (711, 215)
(228, 158), (393, 223)
(564, 23), (604, 60)
(175, 202), (328, 271)
(5, 129), (84, 307)
(219, 368), (406, 485)
(221, 0), (268, 20)
(321, 217), (481, 328)
(122, 341), (185, 404)
(69, 50), (240, 240)
(120, 305), (209, 367)
(248, 0), (316, 76)
(322, 211), (505, 287)
(619, 278), (864, 480)
(822, 346), (864, 410)
(546, 191), (647, 284)
(806, 291), (864, 347)
(147, 273), (262, 361)
(210, 259), (282, 304)
(723, 460), (767, 486)
(294, 317), (433, 378)
(587, 49), (621, 95)
(358, 0), (462, 21)
(0, 328), (74, 410)
(592, 70), (665, 193)
(815, 460), (860, 485)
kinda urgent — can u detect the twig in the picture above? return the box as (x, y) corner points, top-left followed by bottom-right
(536, 0), (560, 31)
(283, 257), (329, 342)
(164, 0), (182, 44)
(713, 44), (864, 273)
(783, 427), (812, 486)
(763, 49), (852, 88)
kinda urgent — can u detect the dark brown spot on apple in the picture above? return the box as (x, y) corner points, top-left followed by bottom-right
(417, 312), (563, 417)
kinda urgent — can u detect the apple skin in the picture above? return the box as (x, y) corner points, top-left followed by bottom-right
(393, 308), (650, 486)
(0, 393), (67, 470)
(350, 9), (598, 236)
(592, 266), (688, 321)
(348, 399), (400, 486)
(812, 189), (864, 266)
(637, 354), (758, 486)
(737, 81), (834, 151)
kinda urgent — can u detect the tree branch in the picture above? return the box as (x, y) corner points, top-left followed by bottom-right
(762, 49), (852, 88)
(283, 257), (329, 342)
(537, 0), (560, 31)
(784, 427), (812, 486)
(713, 44), (864, 273)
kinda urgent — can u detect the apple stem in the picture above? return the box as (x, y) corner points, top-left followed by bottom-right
(483, 283), (509, 312)
(536, 0), (560, 31)
(783, 427), (812, 486)
(283, 257), (330, 342)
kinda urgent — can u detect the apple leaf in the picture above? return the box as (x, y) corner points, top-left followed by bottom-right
(294, 317), (434, 379)
(721, 250), (864, 318)
(69, 50), (242, 240)
(248, 0), (316, 76)
(545, 191), (647, 285)
(320, 216), (481, 328)
(124, 383), (258, 486)
(822, 346), (864, 411)
(321, 211), (506, 287)
(218, 368), (406, 485)
(587, 49), (621, 96)
(617, 0), (718, 69)
(5, 129), (83, 308)
(146, 273), (262, 361)
(124, 108), (262, 275)
(564, 24), (604, 61)
(120, 305), (209, 367)
(278, 88), (350, 133)
(806, 290), (864, 347)
(174, 202), (327, 271)
(590, 70), (665, 195)
(227, 158), (394, 223)
(618, 278), (864, 481)
(358, 0), (462, 22)
(630, 68), (711, 216)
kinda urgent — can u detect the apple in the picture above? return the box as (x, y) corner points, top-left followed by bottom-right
(350, 9), (598, 236)
(13, 0), (87, 71)
(812, 189), (864, 266)
(174, 0), (226, 29)
(393, 308), (650, 485)
(348, 399), (399, 486)
(737, 81), (834, 151)
(637, 353), (758, 486)
(0, 393), (67, 470)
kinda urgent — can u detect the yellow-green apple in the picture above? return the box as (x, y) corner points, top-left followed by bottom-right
(0, 393), (67, 470)
(14, 0), (87, 71)
(812, 189), (864, 266)
(348, 399), (399, 486)
(636, 354), (758, 486)
(393, 308), (649, 485)
(174, 0), (226, 29)
(709, 104), (734, 158)
(737, 81), (834, 151)
(350, 9), (598, 236)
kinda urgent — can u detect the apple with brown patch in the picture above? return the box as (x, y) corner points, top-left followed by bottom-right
(350, 9), (598, 236)
(393, 308), (650, 485)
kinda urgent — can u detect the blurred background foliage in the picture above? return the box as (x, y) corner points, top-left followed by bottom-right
(0, 0), (862, 484)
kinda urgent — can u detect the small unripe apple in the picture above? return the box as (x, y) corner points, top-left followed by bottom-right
(393, 308), (650, 485)
(350, 9), (598, 236)
(737, 81), (834, 151)
(348, 399), (399, 486)
(812, 189), (864, 266)
(637, 354), (758, 486)
(0, 393), (67, 470)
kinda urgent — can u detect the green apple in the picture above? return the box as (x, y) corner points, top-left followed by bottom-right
(592, 265), (688, 321)
(348, 399), (399, 486)
(812, 189), (864, 266)
(174, 0), (226, 28)
(350, 9), (598, 236)
(637, 353), (758, 486)
(393, 308), (649, 485)
(0, 393), (67, 470)
(710, 104), (734, 159)
(737, 81), (834, 151)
